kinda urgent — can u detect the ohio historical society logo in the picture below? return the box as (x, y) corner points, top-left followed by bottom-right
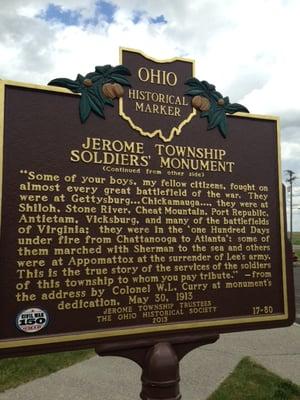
(16, 308), (49, 333)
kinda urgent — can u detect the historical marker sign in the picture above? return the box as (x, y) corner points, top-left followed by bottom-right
(0, 48), (294, 356)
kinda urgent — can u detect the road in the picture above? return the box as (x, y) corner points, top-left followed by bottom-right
(294, 267), (300, 323)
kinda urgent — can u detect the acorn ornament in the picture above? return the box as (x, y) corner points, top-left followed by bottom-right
(102, 82), (124, 99)
(48, 63), (131, 123)
(192, 95), (210, 112)
(83, 79), (93, 87)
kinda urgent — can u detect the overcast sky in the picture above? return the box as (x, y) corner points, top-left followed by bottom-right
(1, 0), (299, 229)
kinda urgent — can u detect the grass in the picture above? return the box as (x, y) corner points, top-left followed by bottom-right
(0, 349), (94, 392)
(291, 232), (300, 261)
(208, 357), (300, 400)
(292, 232), (300, 246)
(295, 250), (300, 260)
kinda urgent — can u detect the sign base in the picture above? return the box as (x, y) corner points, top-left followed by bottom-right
(96, 332), (219, 400)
